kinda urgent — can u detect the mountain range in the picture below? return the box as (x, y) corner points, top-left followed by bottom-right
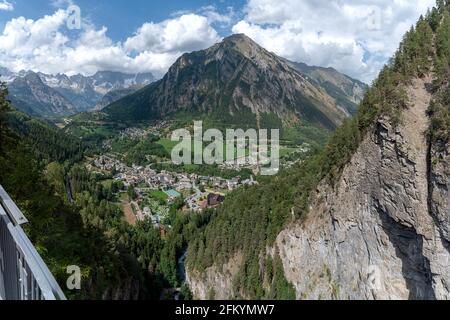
(1, 68), (155, 118)
(104, 34), (367, 130)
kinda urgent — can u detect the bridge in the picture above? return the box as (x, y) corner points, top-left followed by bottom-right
(0, 185), (66, 300)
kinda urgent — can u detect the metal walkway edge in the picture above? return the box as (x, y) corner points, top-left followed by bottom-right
(0, 185), (66, 300)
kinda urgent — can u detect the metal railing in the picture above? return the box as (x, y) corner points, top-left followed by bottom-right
(0, 185), (66, 300)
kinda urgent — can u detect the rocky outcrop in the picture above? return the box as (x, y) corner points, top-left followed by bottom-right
(430, 138), (450, 247)
(275, 77), (449, 300)
(187, 252), (243, 300)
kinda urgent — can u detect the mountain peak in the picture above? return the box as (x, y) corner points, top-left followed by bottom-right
(22, 71), (44, 85)
(218, 33), (264, 56)
(222, 33), (255, 44)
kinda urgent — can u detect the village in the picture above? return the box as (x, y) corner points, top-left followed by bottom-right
(87, 123), (309, 233)
(90, 155), (258, 231)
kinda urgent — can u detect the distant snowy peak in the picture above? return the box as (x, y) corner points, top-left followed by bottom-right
(90, 71), (154, 95)
(1, 66), (155, 94)
(0, 66), (16, 83)
(38, 70), (155, 95)
(1, 66), (155, 116)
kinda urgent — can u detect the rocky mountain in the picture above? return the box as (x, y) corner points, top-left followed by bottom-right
(39, 70), (154, 109)
(186, 3), (450, 300)
(2, 68), (155, 117)
(104, 34), (366, 130)
(286, 61), (367, 115)
(7, 72), (79, 117)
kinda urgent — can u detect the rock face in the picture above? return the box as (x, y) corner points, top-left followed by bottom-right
(93, 86), (140, 111)
(187, 253), (242, 300)
(187, 77), (450, 300)
(104, 34), (365, 129)
(275, 77), (449, 300)
(8, 72), (78, 117)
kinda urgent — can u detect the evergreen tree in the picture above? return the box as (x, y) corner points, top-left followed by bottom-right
(0, 81), (10, 146)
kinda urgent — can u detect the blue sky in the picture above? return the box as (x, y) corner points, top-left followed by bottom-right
(0, 0), (245, 40)
(0, 0), (437, 82)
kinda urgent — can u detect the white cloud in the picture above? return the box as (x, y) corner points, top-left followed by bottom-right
(0, 0), (13, 11)
(0, 10), (221, 78)
(124, 14), (220, 54)
(198, 5), (235, 25)
(0, 10), (69, 62)
(233, 0), (436, 83)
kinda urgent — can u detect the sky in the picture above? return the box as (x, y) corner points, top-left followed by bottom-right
(0, 0), (437, 83)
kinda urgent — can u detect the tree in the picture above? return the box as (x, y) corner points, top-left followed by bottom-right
(45, 162), (66, 197)
(179, 283), (193, 300)
(0, 81), (10, 146)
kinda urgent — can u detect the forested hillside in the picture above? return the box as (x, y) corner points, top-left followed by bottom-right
(5, 111), (86, 164)
(0, 86), (200, 299)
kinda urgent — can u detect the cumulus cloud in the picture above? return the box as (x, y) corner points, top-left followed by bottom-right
(0, 9), (221, 77)
(0, 1), (13, 11)
(232, 0), (436, 83)
(124, 14), (220, 54)
(0, 10), (70, 71)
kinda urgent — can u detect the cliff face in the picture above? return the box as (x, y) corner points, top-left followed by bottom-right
(275, 76), (449, 300)
(187, 252), (242, 300)
(187, 76), (450, 300)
